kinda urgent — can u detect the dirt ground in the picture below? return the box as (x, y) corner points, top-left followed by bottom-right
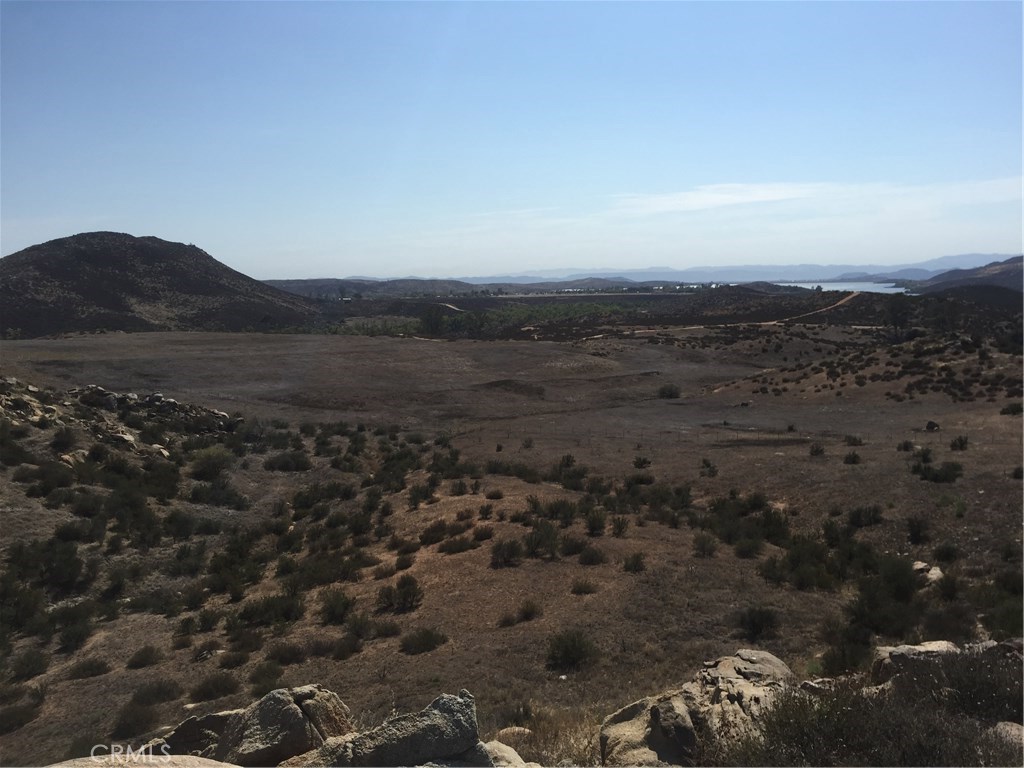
(0, 327), (1021, 765)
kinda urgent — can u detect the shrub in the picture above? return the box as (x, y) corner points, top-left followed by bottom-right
(657, 383), (681, 399)
(517, 600), (542, 623)
(263, 450), (312, 472)
(932, 542), (959, 563)
(130, 679), (183, 706)
(491, 539), (523, 568)
(913, 461), (963, 483)
(906, 515), (930, 545)
(438, 535), (479, 555)
(126, 644), (162, 669)
(843, 451), (861, 465)
(844, 435), (863, 446)
(570, 579), (597, 595)
(693, 532), (717, 558)
(266, 641), (307, 665)
(218, 651), (249, 669)
(400, 627), (448, 655)
(999, 402), (1022, 415)
(847, 505), (882, 528)
(10, 649), (50, 681)
(546, 628), (598, 671)
(809, 443), (825, 456)
(110, 703), (158, 738)
(578, 545), (607, 566)
(738, 607), (779, 641)
(896, 440), (914, 452)
(485, 489), (504, 500)
(699, 457), (718, 477)
(585, 508), (607, 537)
(611, 516), (629, 537)
(623, 552), (646, 573)
(190, 671), (240, 702)
(949, 435), (969, 451)
(248, 661), (283, 697)
(67, 658), (110, 679)
(320, 588), (355, 625)
(237, 593), (304, 626)
(50, 426), (76, 452)
(190, 446), (234, 481)
(734, 538), (763, 559)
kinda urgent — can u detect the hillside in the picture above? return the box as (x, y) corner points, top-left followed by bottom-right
(0, 232), (319, 338)
(915, 256), (1023, 294)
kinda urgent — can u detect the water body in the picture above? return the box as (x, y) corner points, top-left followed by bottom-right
(775, 281), (907, 294)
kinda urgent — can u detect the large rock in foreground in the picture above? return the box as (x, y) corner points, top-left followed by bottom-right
(283, 689), (483, 767)
(600, 649), (793, 767)
(209, 685), (354, 766)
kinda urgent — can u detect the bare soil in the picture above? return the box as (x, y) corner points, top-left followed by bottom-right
(0, 322), (1020, 766)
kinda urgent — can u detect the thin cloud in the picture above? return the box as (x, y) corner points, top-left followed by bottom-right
(610, 178), (1022, 218)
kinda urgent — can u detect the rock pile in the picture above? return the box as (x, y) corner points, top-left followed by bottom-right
(600, 648), (793, 767)
(136, 687), (533, 768)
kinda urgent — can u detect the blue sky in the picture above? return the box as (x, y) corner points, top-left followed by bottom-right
(2, 1), (1021, 279)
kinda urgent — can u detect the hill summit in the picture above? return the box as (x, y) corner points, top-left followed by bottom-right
(0, 232), (317, 338)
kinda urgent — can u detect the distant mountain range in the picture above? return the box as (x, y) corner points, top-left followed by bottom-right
(0, 232), (317, 338)
(446, 253), (1017, 285)
(1, 233), (1018, 339)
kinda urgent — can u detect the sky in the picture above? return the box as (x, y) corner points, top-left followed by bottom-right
(1, 1), (1021, 279)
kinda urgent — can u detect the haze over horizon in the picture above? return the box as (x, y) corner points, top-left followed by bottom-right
(2, 1), (1021, 280)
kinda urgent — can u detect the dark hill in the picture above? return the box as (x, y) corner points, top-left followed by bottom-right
(0, 232), (319, 338)
(916, 256), (1022, 294)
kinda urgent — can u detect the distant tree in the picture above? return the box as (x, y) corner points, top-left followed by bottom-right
(886, 294), (912, 339)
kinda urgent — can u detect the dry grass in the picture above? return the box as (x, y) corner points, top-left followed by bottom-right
(0, 317), (1020, 765)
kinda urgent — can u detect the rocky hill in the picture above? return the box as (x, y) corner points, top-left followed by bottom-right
(0, 232), (319, 338)
(914, 256), (1022, 294)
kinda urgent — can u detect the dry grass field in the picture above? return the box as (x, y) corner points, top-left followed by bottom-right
(0, 310), (1021, 765)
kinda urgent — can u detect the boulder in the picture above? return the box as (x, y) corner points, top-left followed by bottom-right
(870, 640), (960, 684)
(211, 685), (352, 766)
(283, 689), (479, 768)
(601, 649), (793, 767)
(146, 710), (242, 757)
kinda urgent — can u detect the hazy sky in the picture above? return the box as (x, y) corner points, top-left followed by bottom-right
(2, 1), (1021, 279)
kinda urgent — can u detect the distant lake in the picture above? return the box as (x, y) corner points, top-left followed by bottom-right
(775, 281), (908, 294)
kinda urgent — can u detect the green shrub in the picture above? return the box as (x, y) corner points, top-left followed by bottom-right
(713, 683), (1019, 767)
(585, 508), (607, 537)
(10, 648), (50, 681)
(517, 600), (542, 623)
(546, 628), (598, 671)
(189, 446), (235, 481)
(693, 532), (717, 558)
(248, 661), (283, 697)
(266, 640), (307, 665)
(738, 607), (779, 641)
(237, 593), (304, 626)
(657, 383), (681, 399)
(218, 651), (249, 669)
(843, 451), (861, 465)
(578, 545), (607, 566)
(67, 658), (110, 679)
(263, 450), (312, 472)
(491, 539), (523, 568)
(847, 505), (882, 528)
(50, 426), (76, 452)
(906, 515), (930, 545)
(571, 579), (597, 595)
(400, 627), (448, 655)
(191, 671), (240, 702)
(913, 461), (963, 483)
(320, 588), (355, 625)
(623, 552), (646, 573)
(438, 535), (479, 555)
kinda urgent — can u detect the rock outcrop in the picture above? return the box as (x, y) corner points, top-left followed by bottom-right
(148, 687), (528, 768)
(600, 648), (793, 767)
